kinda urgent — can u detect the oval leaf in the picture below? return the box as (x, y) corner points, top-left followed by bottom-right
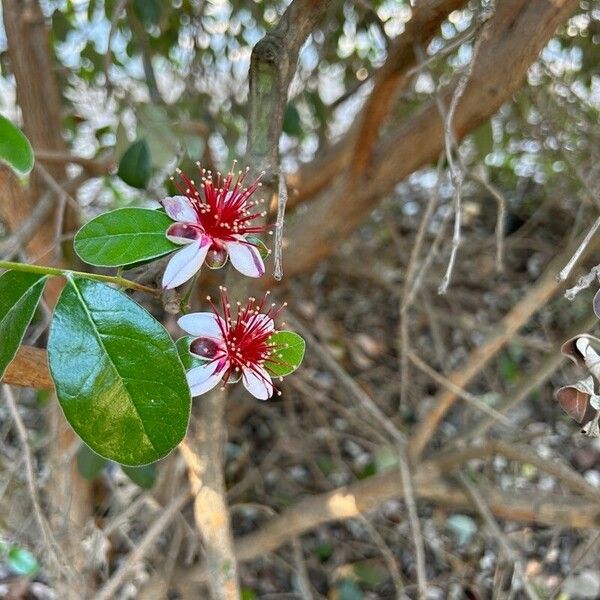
(122, 463), (157, 488)
(74, 207), (178, 267)
(555, 381), (597, 425)
(76, 443), (108, 479)
(48, 277), (191, 466)
(264, 331), (305, 377)
(0, 271), (48, 379)
(0, 115), (34, 176)
(117, 139), (152, 189)
(7, 546), (39, 577)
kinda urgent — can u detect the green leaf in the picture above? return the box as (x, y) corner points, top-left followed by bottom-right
(176, 336), (208, 370)
(0, 271), (48, 379)
(48, 277), (191, 466)
(472, 121), (494, 159)
(122, 463), (157, 488)
(117, 139), (152, 189)
(137, 104), (177, 169)
(74, 207), (178, 267)
(76, 443), (108, 480)
(133, 0), (161, 26)
(6, 546), (39, 577)
(246, 235), (269, 260)
(264, 331), (305, 377)
(282, 104), (302, 137)
(0, 115), (34, 176)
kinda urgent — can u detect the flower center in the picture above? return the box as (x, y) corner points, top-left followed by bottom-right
(171, 164), (267, 243)
(205, 288), (287, 382)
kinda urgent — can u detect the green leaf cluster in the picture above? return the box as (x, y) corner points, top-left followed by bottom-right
(1, 269), (191, 466)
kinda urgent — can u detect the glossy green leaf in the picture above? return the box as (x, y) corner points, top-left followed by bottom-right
(74, 207), (178, 267)
(0, 271), (48, 379)
(0, 115), (34, 176)
(6, 546), (39, 577)
(76, 443), (108, 480)
(48, 277), (191, 466)
(122, 463), (157, 488)
(176, 336), (208, 370)
(117, 139), (152, 189)
(264, 331), (305, 377)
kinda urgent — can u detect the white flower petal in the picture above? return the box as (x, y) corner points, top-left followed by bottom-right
(254, 313), (275, 333)
(162, 196), (197, 222)
(162, 239), (209, 289)
(166, 222), (206, 246)
(226, 239), (265, 278)
(187, 363), (225, 397)
(178, 312), (224, 338)
(242, 313), (274, 334)
(242, 365), (274, 400)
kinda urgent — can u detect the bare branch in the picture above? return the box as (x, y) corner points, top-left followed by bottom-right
(280, 0), (580, 280)
(408, 226), (597, 460)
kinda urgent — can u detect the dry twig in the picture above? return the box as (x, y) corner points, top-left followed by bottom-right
(273, 170), (288, 281)
(457, 473), (541, 600)
(93, 490), (190, 600)
(3, 386), (70, 581)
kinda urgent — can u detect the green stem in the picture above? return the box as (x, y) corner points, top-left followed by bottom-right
(0, 260), (159, 295)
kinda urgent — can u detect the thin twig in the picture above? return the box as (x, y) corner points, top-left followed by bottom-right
(291, 539), (314, 600)
(3, 386), (68, 578)
(287, 313), (405, 444)
(558, 216), (600, 282)
(407, 351), (515, 430)
(286, 314), (428, 597)
(405, 16), (488, 79)
(548, 531), (600, 600)
(93, 489), (190, 600)
(0, 192), (55, 260)
(398, 153), (444, 407)
(273, 170), (288, 281)
(457, 473), (541, 600)
(469, 170), (507, 273)
(565, 263), (600, 300)
(358, 515), (408, 600)
(437, 62), (476, 294)
(403, 207), (453, 309)
(398, 450), (427, 600)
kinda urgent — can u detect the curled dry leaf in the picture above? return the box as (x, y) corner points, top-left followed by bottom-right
(594, 288), (600, 319)
(561, 334), (600, 380)
(555, 376), (598, 425)
(581, 412), (600, 438)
